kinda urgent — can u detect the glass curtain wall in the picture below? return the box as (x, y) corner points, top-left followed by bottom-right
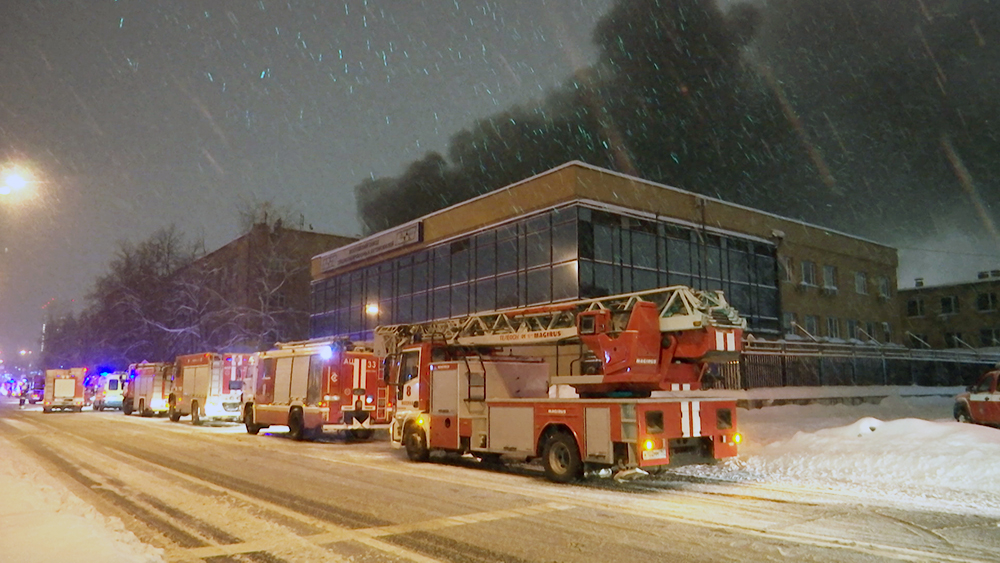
(311, 204), (779, 340)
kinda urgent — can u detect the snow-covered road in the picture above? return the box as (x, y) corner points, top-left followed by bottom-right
(2, 390), (999, 562)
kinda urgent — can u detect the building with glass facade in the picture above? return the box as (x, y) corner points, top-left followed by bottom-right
(310, 162), (898, 344)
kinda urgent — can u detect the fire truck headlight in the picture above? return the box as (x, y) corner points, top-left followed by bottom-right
(366, 396), (373, 404)
(416, 416), (425, 426)
(732, 433), (742, 444)
(644, 439), (655, 451)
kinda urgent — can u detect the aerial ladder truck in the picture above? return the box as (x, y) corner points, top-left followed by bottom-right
(376, 285), (746, 483)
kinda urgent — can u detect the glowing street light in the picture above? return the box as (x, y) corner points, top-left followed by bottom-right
(1, 168), (31, 196)
(365, 303), (380, 316)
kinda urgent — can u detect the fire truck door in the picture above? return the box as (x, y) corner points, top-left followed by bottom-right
(969, 374), (995, 421)
(430, 366), (459, 449)
(585, 408), (612, 463)
(274, 357), (293, 403)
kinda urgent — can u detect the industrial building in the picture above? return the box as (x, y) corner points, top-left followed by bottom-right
(310, 162), (899, 345)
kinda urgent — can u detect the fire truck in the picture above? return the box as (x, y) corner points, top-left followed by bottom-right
(376, 285), (746, 482)
(244, 338), (391, 440)
(169, 353), (255, 424)
(92, 372), (127, 411)
(42, 367), (87, 413)
(123, 362), (173, 416)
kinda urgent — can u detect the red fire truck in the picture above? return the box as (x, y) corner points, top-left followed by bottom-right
(244, 338), (391, 440)
(123, 362), (173, 416)
(42, 367), (87, 413)
(169, 353), (255, 424)
(377, 285), (746, 482)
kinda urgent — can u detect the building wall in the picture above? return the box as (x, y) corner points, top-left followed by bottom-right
(186, 224), (355, 351)
(311, 162), (899, 344)
(899, 277), (1000, 349)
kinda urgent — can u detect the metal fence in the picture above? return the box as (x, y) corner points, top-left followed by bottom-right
(710, 340), (1000, 390)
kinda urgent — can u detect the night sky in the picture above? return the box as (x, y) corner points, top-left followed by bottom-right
(0, 0), (612, 358)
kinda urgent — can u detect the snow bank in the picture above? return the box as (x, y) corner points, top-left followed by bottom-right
(670, 395), (1000, 516)
(0, 434), (164, 563)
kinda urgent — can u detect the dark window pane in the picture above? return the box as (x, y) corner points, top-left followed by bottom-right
(451, 241), (470, 284)
(476, 278), (496, 311)
(433, 247), (450, 287)
(728, 247), (750, 283)
(497, 237), (518, 274)
(526, 227), (551, 268)
(756, 252), (777, 287)
(552, 261), (578, 301)
(552, 206), (577, 225)
(432, 287), (450, 319)
(594, 223), (615, 263)
(451, 283), (469, 317)
(526, 268), (551, 305)
(552, 221), (578, 264)
(412, 292), (428, 322)
(496, 274), (518, 309)
(705, 236), (723, 280)
(397, 295), (412, 324)
(632, 230), (656, 270)
(667, 237), (692, 275)
(578, 220), (594, 260)
(594, 262), (615, 296)
(398, 265), (413, 295)
(413, 259), (429, 292)
(633, 268), (658, 292)
(476, 233), (496, 278)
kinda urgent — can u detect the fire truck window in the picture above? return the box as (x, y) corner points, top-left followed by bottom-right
(306, 355), (323, 404)
(400, 351), (420, 383)
(717, 409), (733, 430)
(645, 411), (664, 434)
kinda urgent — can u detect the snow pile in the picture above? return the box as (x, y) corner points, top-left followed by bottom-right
(672, 395), (1000, 516)
(0, 434), (164, 563)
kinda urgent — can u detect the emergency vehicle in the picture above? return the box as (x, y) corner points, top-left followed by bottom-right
(954, 366), (1000, 426)
(42, 367), (87, 413)
(92, 372), (127, 411)
(244, 338), (391, 440)
(169, 353), (255, 423)
(377, 285), (746, 482)
(124, 362), (173, 417)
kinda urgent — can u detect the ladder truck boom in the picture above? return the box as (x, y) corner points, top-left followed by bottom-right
(375, 285), (745, 394)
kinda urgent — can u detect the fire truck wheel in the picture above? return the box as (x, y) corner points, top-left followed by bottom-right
(244, 407), (262, 435)
(123, 401), (133, 416)
(168, 404), (181, 422)
(404, 424), (430, 462)
(954, 403), (973, 424)
(349, 428), (374, 441)
(43, 407), (52, 413)
(542, 432), (583, 483)
(191, 402), (201, 425)
(288, 409), (305, 441)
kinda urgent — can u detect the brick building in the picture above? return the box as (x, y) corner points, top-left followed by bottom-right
(899, 271), (1000, 350)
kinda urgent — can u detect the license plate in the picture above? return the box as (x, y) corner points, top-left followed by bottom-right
(642, 448), (667, 460)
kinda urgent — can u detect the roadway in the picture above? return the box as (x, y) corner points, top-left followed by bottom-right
(1, 399), (997, 563)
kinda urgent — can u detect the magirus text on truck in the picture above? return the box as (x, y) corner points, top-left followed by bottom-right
(377, 285), (745, 483)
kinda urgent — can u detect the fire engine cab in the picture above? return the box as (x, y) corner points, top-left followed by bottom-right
(169, 353), (255, 424)
(955, 367), (1000, 426)
(377, 285), (745, 482)
(244, 338), (391, 440)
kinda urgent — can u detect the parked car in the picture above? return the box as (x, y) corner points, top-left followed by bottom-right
(954, 366), (1000, 427)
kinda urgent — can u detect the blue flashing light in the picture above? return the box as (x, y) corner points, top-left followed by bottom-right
(318, 346), (334, 361)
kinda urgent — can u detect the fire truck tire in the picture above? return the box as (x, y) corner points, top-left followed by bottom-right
(168, 404), (181, 422)
(244, 407), (262, 435)
(349, 428), (374, 441)
(404, 424), (430, 462)
(542, 432), (583, 483)
(954, 403), (973, 424)
(43, 407), (52, 413)
(288, 409), (306, 441)
(191, 402), (201, 425)
(123, 400), (133, 415)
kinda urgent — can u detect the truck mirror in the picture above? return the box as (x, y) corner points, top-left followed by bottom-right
(382, 359), (394, 385)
